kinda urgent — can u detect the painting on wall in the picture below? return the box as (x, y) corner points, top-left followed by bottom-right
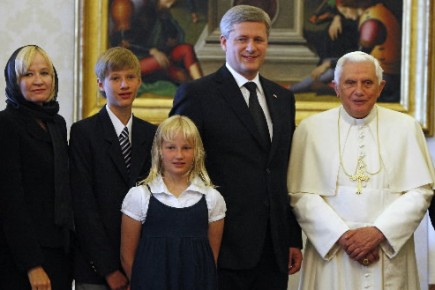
(77, 0), (434, 134)
(232, 0), (279, 22)
(290, 0), (402, 103)
(108, 0), (208, 98)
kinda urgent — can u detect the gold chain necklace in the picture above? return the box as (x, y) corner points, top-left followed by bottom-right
(338, 108), (383, 194)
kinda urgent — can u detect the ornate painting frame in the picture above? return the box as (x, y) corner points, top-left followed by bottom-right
(76, 0), (434, 134)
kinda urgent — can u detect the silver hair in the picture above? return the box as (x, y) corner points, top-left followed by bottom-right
(334, 51), (384, 84)
(219, 5), (271, 39)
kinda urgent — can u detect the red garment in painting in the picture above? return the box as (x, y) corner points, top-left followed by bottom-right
(140, 44), (198, 83)
(359, 3), (401, 75)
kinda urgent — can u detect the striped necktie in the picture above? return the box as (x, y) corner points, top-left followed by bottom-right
(119, 127), (132, 173)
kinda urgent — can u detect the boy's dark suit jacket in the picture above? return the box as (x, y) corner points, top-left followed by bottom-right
(70, 106), (156, 284)
(170, 65), (302, 273)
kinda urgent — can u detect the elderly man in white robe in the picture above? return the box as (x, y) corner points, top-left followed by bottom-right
(287, 51), (435, 290)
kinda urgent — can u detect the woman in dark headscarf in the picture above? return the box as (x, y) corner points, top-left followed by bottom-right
(0, 45), (74, 290)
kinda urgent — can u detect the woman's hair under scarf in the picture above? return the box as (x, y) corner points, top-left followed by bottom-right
(3, 45), (74, 248)
(4, 45), (59, 122)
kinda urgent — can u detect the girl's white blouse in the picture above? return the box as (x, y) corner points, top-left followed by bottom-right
(121, 175), (226, 224)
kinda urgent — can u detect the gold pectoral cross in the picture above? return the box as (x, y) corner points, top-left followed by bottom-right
(350, 157), (369, 194)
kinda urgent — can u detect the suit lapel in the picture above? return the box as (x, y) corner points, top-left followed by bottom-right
(261, 77), (284, 161)
(129, 117), (147, 185)
(99, 107), (130, 185)
(216, 66), (269, 151)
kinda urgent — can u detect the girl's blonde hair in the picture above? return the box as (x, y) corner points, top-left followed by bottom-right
(142, 115), (214, 187)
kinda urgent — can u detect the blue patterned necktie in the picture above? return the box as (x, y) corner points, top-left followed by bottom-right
(119, 127), (132, 173)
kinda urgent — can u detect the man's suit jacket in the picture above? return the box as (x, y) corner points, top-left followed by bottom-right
(170, 66), (302, 273)
(70, 106), (156, 284)
(429, 195), (435, 230)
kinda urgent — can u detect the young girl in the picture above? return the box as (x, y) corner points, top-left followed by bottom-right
(120, 115), (226, 290)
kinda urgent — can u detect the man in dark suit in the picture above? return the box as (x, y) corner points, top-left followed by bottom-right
(170, 5), (302, 290)
(429, 196), (435, 229)
(70, 47), (156, 290)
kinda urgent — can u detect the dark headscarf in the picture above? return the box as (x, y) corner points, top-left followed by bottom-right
(4, 45), (60, 121)
(4, 45), (74, 249)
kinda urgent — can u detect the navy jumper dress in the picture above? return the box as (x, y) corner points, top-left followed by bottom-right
(130, 193), (218, 290)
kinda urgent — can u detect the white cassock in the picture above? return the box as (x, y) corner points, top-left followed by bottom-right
(288, 105), (435, 290)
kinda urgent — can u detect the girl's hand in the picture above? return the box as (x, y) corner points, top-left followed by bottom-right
(27, 266), (51, 290)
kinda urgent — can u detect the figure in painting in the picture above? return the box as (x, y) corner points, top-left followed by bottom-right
(291, 0), (402, 103)
(337, 0), (401, 102)
(290, 0), (359, 95)
(110, 0), (204, 94)
(187, 0), (200, 23)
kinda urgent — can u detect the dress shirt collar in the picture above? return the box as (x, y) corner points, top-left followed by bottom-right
(148, 174), (208, 197)
(106, 104), (133, 142)
(225, 62), (263, 94)
(225, 63), (272, 138)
